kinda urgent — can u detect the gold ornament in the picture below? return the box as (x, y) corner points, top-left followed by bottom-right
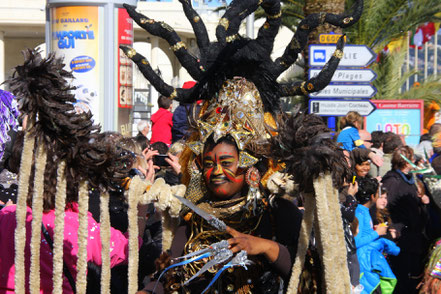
(289, 38), (300, 50)
(171, 41), (187, 52)
(267, 11), (282, 19)
(169, 89), (178, 100)
(193, 16), (200, 23)
(219, 18), (229, 30)
(238, 151), (258, 168)
(186, 141), (203, 155)
(226, 34), (239, 43)
(343, 17), (353, 24)
(125, 48), (137, 59)
(160, 22), (174, 32)
(300, 81), (309, 95)
(333, 49), (344, 59)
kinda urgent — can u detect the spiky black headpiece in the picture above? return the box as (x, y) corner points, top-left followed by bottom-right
(120, 0), (363, 112)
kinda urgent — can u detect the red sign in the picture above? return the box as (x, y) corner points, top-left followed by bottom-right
(118, 8), (134, 108)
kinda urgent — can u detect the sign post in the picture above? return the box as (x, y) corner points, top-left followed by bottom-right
(308, 42), (378, 119)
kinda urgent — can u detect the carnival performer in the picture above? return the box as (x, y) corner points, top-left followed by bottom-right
(119, 0), (364, 292)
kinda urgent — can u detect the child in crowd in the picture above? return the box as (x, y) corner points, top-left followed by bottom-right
(369, 186), (399, 240)
(355, 177), (400, 294)
(337, 111), (366, 151)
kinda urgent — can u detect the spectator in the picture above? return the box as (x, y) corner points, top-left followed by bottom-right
(370, 131), (386, 153)
(368, 131), (386, 178)
(354, 177), (400, 294)
(171, 81), (196, 143)
(415, 123), (441, 159)
(359, 129), (372, 149)
(135, 120), (150, 150)
(382, 146), (429, 293)
(150, 96), (173, 145)
(339, 181), (361, 289)
(369, 186), (399, 241)
(430, 126), (441, 171)
(337, 111), (366, 151)
(350, 148), (383, 181)
(377, 132), (403, 177)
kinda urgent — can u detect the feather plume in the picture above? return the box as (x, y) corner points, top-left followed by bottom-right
(271, 109), (351, 192)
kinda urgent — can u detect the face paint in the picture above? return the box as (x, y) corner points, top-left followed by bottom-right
(203, 142), (245, 200)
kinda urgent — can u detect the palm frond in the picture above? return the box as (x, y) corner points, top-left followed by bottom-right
(398, 76), (441, 105)
(345, 0), (441, 51)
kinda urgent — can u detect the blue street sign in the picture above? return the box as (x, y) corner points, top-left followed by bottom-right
(309, 84), (377, 99)
(309, 99), (377, 116)
(309, 44), (376, 67)
(308, 68), (377, 83)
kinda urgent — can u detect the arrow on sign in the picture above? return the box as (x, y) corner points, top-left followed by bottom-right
(309, 68), (377, 83)
(309, 45), (376, 67)
(309, 99), (377, 116)
(309, 84), (377, 99)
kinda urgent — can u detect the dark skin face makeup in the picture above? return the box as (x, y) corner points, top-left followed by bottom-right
(202, 142), (245, 200)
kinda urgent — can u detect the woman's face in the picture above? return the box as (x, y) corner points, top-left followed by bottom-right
(376, 193), (388, 210)
(202, 142), (245, 200)
(355, 160), (371, 178)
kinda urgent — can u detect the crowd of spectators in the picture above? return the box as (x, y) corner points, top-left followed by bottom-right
(2, 101), (441, 294)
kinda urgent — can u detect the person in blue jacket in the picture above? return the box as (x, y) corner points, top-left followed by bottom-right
(337, 111), (366, 151)
(355, 177), (400, 294)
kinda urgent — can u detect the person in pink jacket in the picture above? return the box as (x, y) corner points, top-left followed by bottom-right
(150, 95), (173, 145)
(0, 202), (142, 294)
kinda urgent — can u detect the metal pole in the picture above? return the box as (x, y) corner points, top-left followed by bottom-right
(415, 45), (418, 83)
(406, 32), (410, 91)
(424, 42), (428, 80)
(246, 13), (254, 39)
(435, 31), (438, 77)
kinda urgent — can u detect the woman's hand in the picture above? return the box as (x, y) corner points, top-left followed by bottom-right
(145, 159), (159, 183)
(165, 153), (181, 175)
(374, 224), (387, 236)
(420, 194), (430, 204)
(142, 147), (159, 161)
(226, 226), (279, 263)
(368, 152), (384, 167)
(389, 228), (397, 239)
(347, 181), (358, 196)
(0, 199), (13, 207)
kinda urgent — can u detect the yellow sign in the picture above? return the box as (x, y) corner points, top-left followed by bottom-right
(319, 34), (346, 44)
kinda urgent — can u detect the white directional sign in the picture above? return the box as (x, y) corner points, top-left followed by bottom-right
(309, 84), (377, 99)
(309, 68), (377, 83)
(309, 45), (376, 67)
(309, 99), (376, 116)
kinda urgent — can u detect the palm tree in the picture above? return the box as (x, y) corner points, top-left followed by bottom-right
(343, 0), (441, 105)
(255, 0), (305, 31)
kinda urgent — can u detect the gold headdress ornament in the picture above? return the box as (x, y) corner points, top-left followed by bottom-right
(187, 77), (274, 168)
